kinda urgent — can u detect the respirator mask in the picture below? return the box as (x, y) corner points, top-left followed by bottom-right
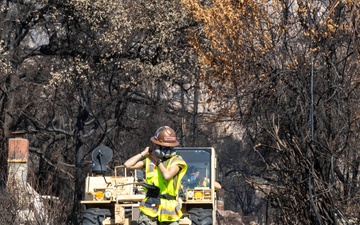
(154, 146), (176, 159)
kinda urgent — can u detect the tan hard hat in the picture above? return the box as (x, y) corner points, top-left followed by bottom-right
(150, 126), (179, 147)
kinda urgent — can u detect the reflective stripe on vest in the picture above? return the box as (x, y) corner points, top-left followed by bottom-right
(144, 157), (156, 185)
(158, 199), (183, 222)
(140, 158), (158, 218)
(139, 201), (159, 217)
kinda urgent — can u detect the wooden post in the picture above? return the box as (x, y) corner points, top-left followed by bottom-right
(6, 134), (29, 193)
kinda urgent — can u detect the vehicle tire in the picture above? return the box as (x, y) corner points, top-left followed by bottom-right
(82, 208), (111, 225)
(188, 208), (212, 225)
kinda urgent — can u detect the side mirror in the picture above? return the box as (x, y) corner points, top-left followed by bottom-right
(91, 146), (113, 174)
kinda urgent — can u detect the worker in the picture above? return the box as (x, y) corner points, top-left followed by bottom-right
(185, 166), (201, 189)
(124, 126), (187, 225)
(184, 166), (222, 190)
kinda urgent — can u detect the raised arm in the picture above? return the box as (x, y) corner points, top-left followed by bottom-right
(124, 146), (151, 169)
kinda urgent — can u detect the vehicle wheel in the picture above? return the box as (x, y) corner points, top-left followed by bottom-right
(188, 208), (212, 225)
(82, 208), (111, 225)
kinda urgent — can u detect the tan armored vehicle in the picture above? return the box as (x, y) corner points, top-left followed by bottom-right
(80, 146), (219, 225)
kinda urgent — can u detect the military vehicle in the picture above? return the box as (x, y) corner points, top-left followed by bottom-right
(80, 146), (219, 225)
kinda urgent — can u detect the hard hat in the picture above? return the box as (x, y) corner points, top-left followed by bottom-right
(150, 126), (179, 147)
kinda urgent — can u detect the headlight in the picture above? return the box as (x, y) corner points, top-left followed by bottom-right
(104, 190), (112, 199)
(95, 191), (104, 200)
(194, 191), (203, 199)
(187, 190), (194, 198)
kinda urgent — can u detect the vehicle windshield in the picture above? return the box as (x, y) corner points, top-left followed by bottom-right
(176, 148), (212, 189)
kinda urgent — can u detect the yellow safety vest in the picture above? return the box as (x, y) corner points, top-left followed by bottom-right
(139, 155), (187, 222)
